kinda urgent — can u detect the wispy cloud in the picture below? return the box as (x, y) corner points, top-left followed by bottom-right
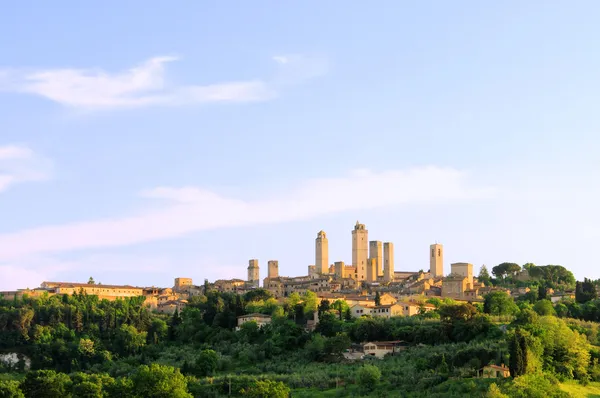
(0, 54), (327, 111)
(0, 166), (494, 261)
(0, 144), (51, 193)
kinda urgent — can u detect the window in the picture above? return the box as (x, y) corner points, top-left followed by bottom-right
(438, 249), (441, 256)
(431, 249), (434, 257)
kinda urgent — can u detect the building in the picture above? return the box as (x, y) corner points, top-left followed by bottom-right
(350, 304), (373, 317)
(363, 341), (407, 358)
(315, 230), (329, 275)
(157, 299), (188, 315)
(383, 242), (394, 282)
(247, 259), (260, 288)
(430, 243), (444, 278)
(372, 304), (404, 318)
(40, 282), (143, 300)
(237, 313), (272, 329)
(451, 263), (474, 289)
(478, 365), (510, 378)
(441, 274), (469, 299)
(352, 221), (368, 281)
(174, 278), (193, 293)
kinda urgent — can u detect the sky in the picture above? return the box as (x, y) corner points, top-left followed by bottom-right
(1, 1), (599, 291)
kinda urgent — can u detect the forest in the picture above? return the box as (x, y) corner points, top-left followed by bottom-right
(1, 264), (600, 397)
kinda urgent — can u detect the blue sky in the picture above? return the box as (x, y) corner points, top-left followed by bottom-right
(1, 1), (599, 290)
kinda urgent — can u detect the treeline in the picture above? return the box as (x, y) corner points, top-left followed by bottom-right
(1, 267), (600, 397)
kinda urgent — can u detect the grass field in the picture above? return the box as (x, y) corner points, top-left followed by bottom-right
(560, 381), (600, 397)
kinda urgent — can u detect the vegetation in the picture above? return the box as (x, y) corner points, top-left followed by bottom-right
(0, 263), (599, 396)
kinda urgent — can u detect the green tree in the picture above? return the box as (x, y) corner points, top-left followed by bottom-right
(0, 380), (25, 398)
(317, 299), (330, 319)
(72, 381), (102, 398)
(483, 291), (519, 316)
(479, 265), (492, 285)
(509, 329), (528, 377)
(240, 380), (290, 398)
(130, 364), (192, 398)
(331, 300), (349, 320)
(148, 318), (168, 344)
(492, 263), (520, 279)
(358, 364), (381, 391)
(115, 324), (147, 356)
(486, 383), (509, 398)
(87, 277), (95, 285)
(195, 349), (218, 377)
(533, 300), (556, 316)
(374, 291), (381, 306)
(20, 370), (72, 398)
(576, 278), (597, 303)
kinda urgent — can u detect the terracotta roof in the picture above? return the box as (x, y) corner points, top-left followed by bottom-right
(483, 365), (509, 371)
(238, 313), (272, 319)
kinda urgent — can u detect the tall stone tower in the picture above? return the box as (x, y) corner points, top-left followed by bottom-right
(366, 258), (378, 282)
(352, 221), (368, 281)
(369, 241), (383, 280)
(383, 242), (394, 282)
(315, 230), (329, 275)
(430, 243), (444, 277)
(267, 260), (279, 279)
(247, 259), (260, 287)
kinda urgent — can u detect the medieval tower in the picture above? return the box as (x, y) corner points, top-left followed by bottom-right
(352, 221), (368, 281)
(430, 243), (444, 277)
(383, 242), (394, 282)
(315, 230), (329, 275)
(369, 241), (383, 282)
(248, 259), (260, 287)
(267, 260), (279, 279)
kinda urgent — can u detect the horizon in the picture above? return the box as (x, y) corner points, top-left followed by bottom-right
(2, 1), (600, 290)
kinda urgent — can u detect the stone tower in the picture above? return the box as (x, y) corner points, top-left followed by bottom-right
(315, 230), (329, 275)
(383, 242), (394, 282)
(247, 259), (260, 287)
(367, 258), (378, 282)
(267, 260), (279, 279)
(430, 243), (444, 277)
(352, 221), (368, 281)
(369, 241), (383, 280)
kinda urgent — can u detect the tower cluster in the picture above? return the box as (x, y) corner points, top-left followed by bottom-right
(248, 221), (446, 288)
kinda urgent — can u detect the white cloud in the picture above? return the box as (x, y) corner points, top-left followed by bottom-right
(0, 54), (326, 111)
(0, 166), (493, 261)
(0, 145), (34, 160)
(0, 144), (51, 192)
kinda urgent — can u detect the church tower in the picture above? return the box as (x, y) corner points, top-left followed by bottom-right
(315, 230), (329, 275)
(430, 243), (444, 277)
(352, 221), (368, 281)
(248, 259), (260, 287)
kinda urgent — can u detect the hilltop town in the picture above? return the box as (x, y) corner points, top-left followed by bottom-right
(2, 221), (555, 317)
